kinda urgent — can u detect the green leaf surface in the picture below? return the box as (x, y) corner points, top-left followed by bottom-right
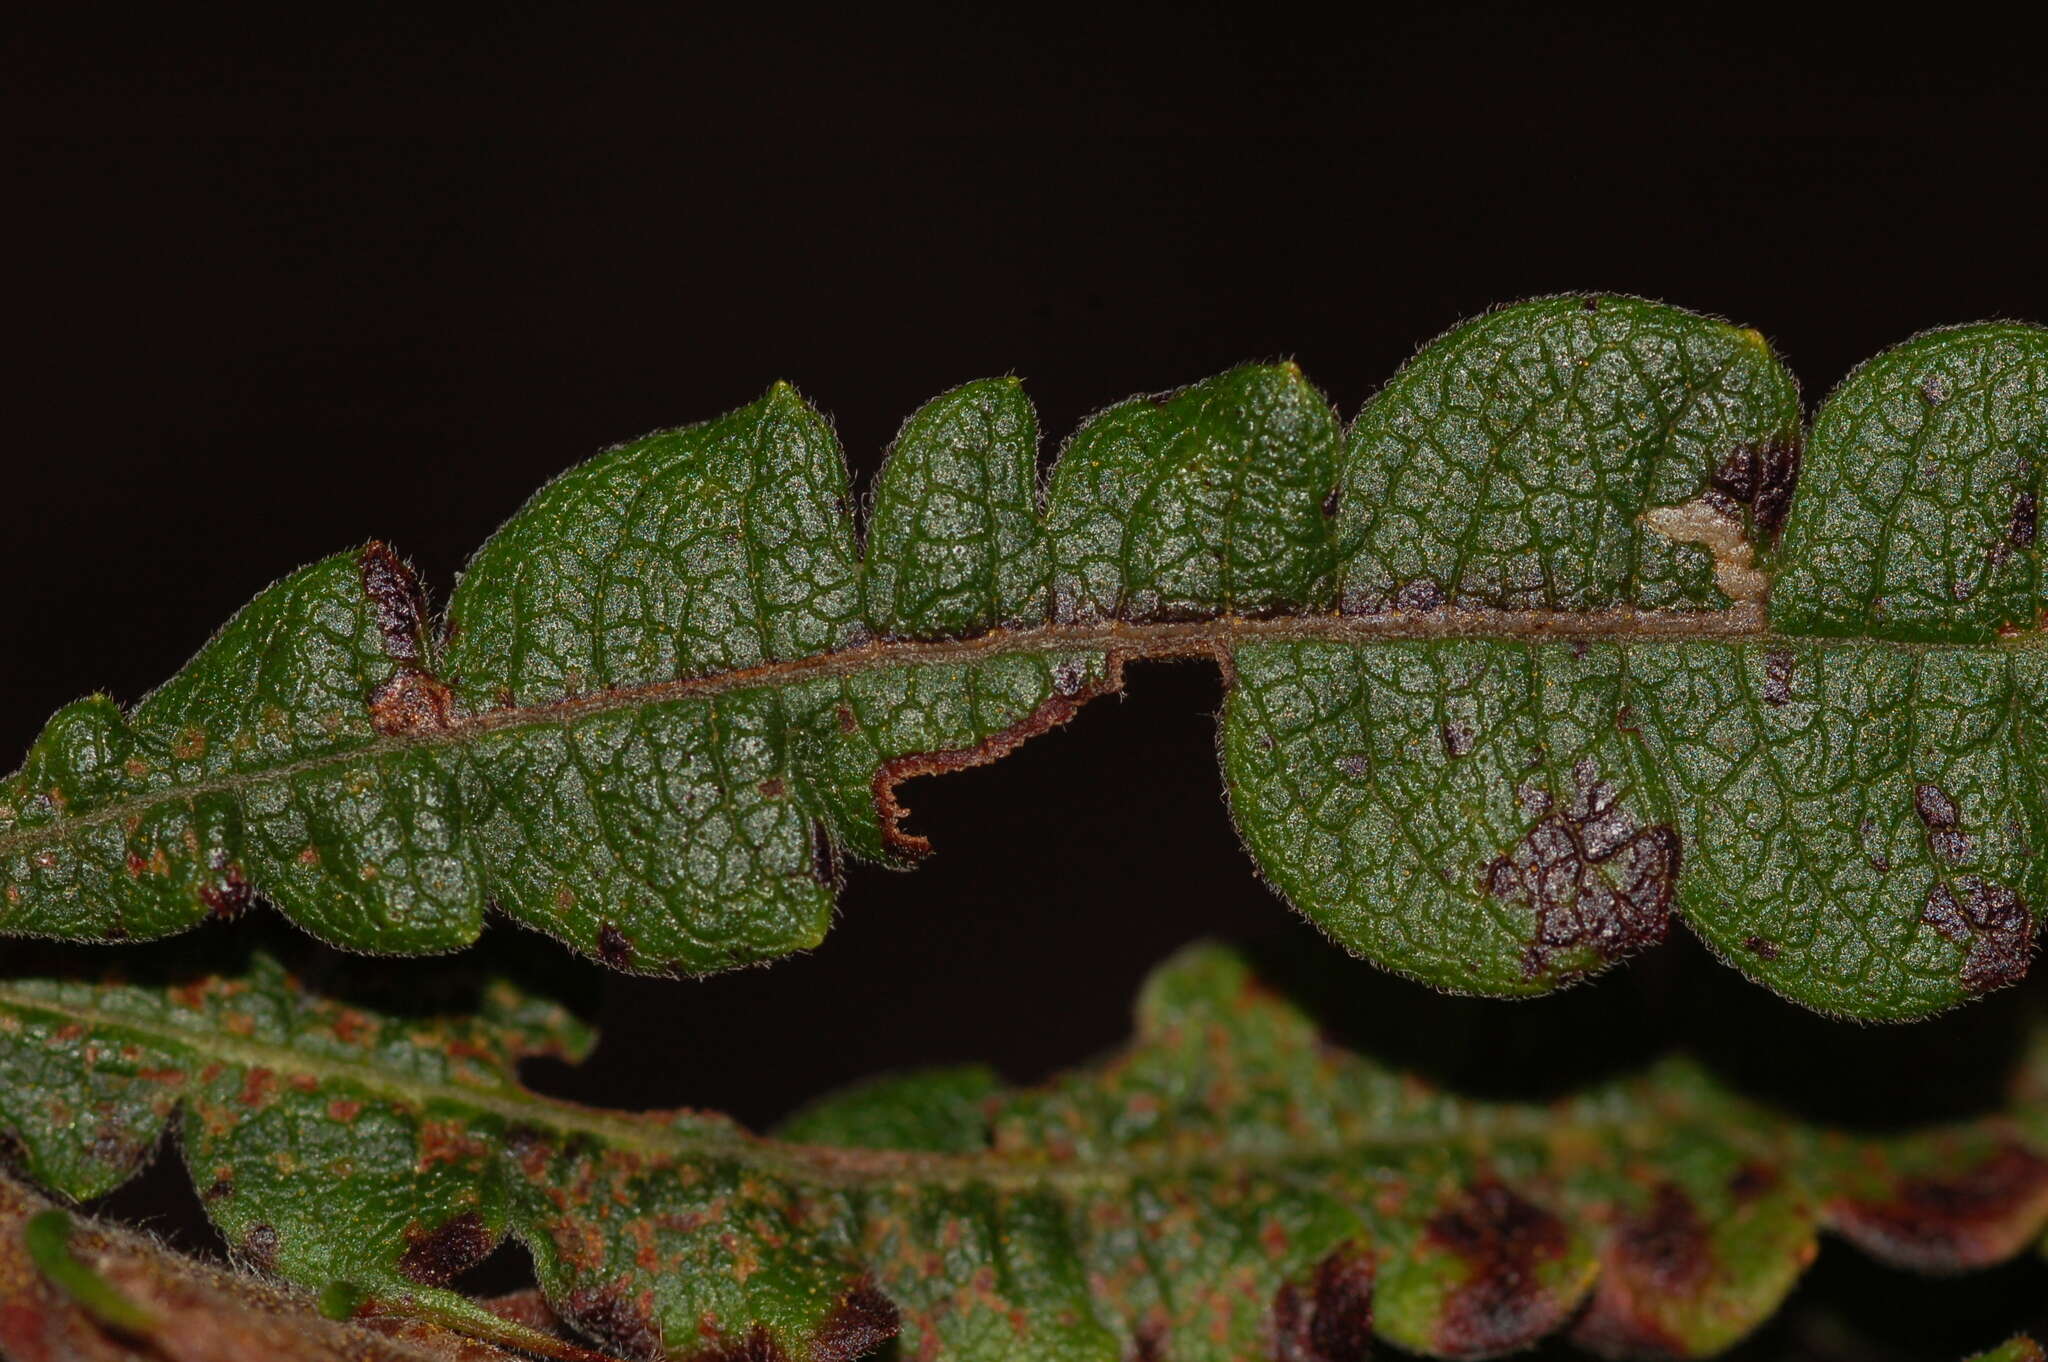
(3, 937), (2047, 1360)
(5, 299), (2048, 1017)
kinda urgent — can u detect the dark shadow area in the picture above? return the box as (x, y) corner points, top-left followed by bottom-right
(527, 658), (1293, 1121)
(75, 1133), (227, 1263)
(446, 1234), (539, 1303)
(1662, 931), (2045, 1130)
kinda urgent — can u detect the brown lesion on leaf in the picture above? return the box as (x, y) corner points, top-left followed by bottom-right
(1990, 462), (2038, 571)
(1394, 579), (1446, 613)
(807, 819), (840, 890)
(1570, 1183), (1714, 1358)
(809, 1277), (901, 1362)
(396, 1210), (494, 1288)
(1828, 1142), (2048, 1271)
(86, 1121), (147, 1176)
(596, 923), (634, 970)
(369, 669), (455, 737)
(872, 655), (1124, 859)
(1271, 1240), (1374, 1362)
(2010, 486), (2039, 548)
(1912, 783), (1972, 864)
(199, 858), (252, 922)
(1740, 935), (1781, 960)
(239, 1222), (281, 1274)
(559, 1277), (664, 1360)
(1483, 760), (1678, 980)
(1911, 775), (2034, 990)
(1921, 876), (2035, 993)
(1422, 1181), (1575, 1357)
(683, 1286), (896, 1362)
(1761, 649), (1795, 707)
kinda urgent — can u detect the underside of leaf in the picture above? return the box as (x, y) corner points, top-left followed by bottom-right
(0, 935), (2044, 1360)
(4, 299), (2046, 1018)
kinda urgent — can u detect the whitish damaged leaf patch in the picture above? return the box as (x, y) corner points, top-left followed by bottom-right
(3, 937), (2048, 1360)
(4, 302), (2048, 1018)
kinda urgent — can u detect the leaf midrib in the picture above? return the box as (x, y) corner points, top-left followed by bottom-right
(16, 601), (2009, 864)
(0, 982), (1702, 1195)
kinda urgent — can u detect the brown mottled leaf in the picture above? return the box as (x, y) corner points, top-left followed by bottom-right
(2, 936), (2046, 1359)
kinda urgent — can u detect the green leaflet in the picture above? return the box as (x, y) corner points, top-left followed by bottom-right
(3, 937), (2047, 1361)
(1333, 296), (1801, 614)
(4, 299), (2048, 1016)
(1773, 324), (2048, 642)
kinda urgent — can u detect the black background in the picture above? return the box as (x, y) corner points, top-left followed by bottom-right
(4, 7), (2047, 1358)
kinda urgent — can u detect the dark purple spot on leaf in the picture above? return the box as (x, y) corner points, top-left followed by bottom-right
(1611, 1184), (1710, 1292)
(1762, 650), (1794, 706)
(1913, 784), (1973, 863)
(597, 923), (634, 969)
(810, 819), (840, 887)
(1922, 877), (2034, 992)
(358, 542), (427, 664)
(1710, 435), (1802, 544)
(242, 1222), (281, 1273)
(1486, 766), (1677, 978)
(1572, 1184), (1711, 1356)
(1423, 1182), (1573, 1357)
(1831, 1144), (2048, 1271)
(561, 1278), (665, 1360)
(397, 1211), (494, 1287)
(1272, 1241), (1374, 1362)
(2010, 488), (2038, 550)
(811, 1277), (901, 1362)
(1394, 579), (1445, 612)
